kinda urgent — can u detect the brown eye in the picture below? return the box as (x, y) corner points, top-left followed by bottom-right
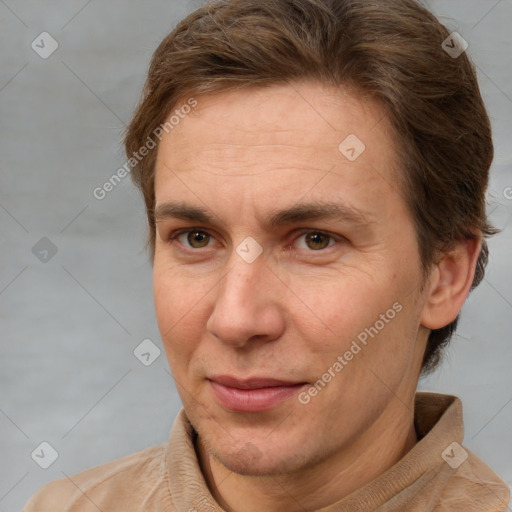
(304, 232), (331, 250)
(181, 230), (211, 248)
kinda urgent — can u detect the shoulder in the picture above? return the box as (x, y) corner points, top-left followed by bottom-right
(436, 447), (510, 511)
(23, 444), (167, 512)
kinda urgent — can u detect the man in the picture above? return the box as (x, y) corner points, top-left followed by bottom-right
(24, 0), (510, 510)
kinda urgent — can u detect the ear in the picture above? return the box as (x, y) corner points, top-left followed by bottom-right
(421, 237), (482, 330)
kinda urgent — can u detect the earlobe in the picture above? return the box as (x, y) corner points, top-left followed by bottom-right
(421, 237), (482, 330)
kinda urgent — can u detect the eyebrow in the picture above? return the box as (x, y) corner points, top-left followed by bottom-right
(154, 200), (373, 228)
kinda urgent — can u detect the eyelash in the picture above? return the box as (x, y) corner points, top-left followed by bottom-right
(167, 228), (343, 256)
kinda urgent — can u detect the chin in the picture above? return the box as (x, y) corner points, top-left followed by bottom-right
(189, 405), (324, 476)
(210, 438), (315, 477)
(217, 451), (294, 477)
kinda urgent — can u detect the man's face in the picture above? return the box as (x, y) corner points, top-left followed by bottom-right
(153, 82), (430, 476)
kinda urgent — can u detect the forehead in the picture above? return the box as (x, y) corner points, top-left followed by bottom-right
(153, 81), (403, 221)
(158, 82), (391, 156)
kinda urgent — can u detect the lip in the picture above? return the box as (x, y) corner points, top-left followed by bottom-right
(208, 375), (308, 412)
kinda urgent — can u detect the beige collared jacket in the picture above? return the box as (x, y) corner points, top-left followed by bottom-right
(24, 393), (510, 511)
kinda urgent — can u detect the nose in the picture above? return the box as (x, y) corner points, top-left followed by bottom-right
(205, 250), (285, 349)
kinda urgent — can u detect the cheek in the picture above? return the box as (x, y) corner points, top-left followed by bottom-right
(153, 266), (202, 370)
(296, 269), (417, 383)
(298, 272), (397, 340)
(153, 257), (206, 326)
(153, 269), (177, 334)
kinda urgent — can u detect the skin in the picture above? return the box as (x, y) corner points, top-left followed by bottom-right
(152, 81), (481, 512)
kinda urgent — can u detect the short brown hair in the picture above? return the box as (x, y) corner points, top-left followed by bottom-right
(124, 0), (497, 374)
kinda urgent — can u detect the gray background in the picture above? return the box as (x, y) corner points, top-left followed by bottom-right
(1, 0), (511, 510)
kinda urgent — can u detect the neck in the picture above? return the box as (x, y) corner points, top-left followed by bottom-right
(195, 400), (418, 512)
